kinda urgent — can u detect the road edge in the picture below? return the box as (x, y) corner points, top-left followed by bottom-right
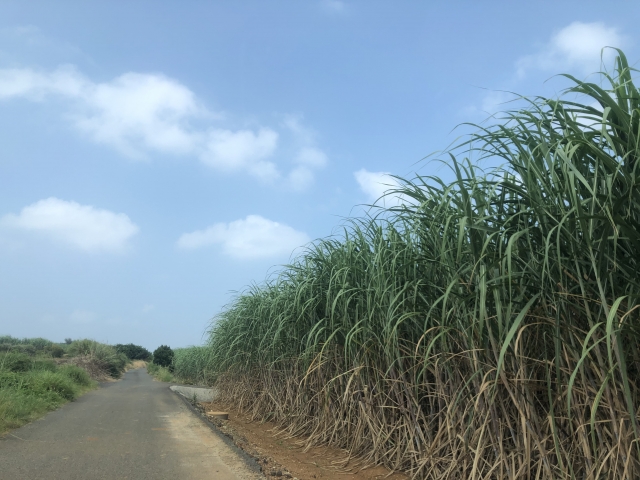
(169, 386), (265, 478)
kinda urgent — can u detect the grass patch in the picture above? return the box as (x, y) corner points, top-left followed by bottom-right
(0, 352), (96, 435)
(147, 362), (174, 382)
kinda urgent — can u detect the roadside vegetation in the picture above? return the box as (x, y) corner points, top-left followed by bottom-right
(66, 339), (129, 379)
(147, 345), (175, 382)
(172, 346), (214, 385)
(0, 336), (150, 434)
(182, 51), (640, 478)
(115, 343), (152, 361)
(0, 336), (94, 434)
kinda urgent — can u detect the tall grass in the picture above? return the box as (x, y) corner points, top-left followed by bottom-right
(67, 339), (128, 378)
(172, 347), (215, 385)
(0, 352), (95, 433)
(201, 50), (640, 478)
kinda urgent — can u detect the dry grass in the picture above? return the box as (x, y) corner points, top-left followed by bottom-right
(126, 360), (148, 370)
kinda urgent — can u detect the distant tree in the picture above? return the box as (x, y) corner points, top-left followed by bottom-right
(152, 345), (174, 369)
(115, 343), (151, 361)
(64, 338), (73, 345)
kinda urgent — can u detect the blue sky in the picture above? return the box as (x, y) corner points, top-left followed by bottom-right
(0, 1), (638, 349)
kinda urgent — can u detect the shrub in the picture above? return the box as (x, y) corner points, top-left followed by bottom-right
(0, 371), (20, 388)
(58, 365), (92, 387)
(152, 345), (174, 369)
(28, 338), (53, 352)
(24, 370), (77, 401)
(0, 335), (98, 435)
(46, 344), (65, 358)
(0, 344), (36, 356)
(67, 339), (96, 356)
(68, 339), (127, 378)
(0, 353), (31, 372)
(30, 359), (57, 372)
(114, 343), (151, 361)
(146, 362), (173, 382)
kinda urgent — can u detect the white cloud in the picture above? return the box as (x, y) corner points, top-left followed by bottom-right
(0, 65), (330, 188)
(0, 66), (203, 158)
(0, 197), (138, 252)
(177, 214), (309, 259)
(516, 22), (624, 77)
(354, 169), (403, 206)
(0, 65), (85, 99)
(282, 117), (329, 191)
(200, 128), (279, 181)
(288, 147), (329, 191)
(76, 72), (203, 158)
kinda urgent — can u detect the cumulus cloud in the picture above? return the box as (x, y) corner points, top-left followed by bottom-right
(177, 215), (309, 259)
(201, 128), (279, 181)
(0, 65), (333, 184)
(75, 72), (203, 158)
(516, 22), (624, 77)
(0, 197), (138, 252)
(0, 66), (203, 159)
(354, 169), (403, 206)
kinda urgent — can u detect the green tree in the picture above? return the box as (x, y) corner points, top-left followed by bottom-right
(115, 343), (151, 360)
(152, 345), (174, 368)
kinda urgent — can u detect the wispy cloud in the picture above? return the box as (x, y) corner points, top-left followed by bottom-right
(516, 22), (624, 78)
(177, 215), (309, 260)
(283, 116), (329, 191)
(0, 65), (328, 188)
(0, 197), (139, 252)
(354, 169), (404, 207)
(469, 22), (625, 117)
(201, 127), (279, 181)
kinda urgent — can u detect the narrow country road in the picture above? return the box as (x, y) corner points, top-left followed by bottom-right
(0, 368), (263, 480)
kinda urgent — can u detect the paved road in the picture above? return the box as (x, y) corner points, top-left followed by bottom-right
(0, 368), (262, 480)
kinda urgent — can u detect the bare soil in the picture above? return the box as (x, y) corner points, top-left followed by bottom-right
(197, 401), (409, 480)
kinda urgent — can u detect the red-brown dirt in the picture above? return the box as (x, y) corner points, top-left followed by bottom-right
(198, 401), (409, 480)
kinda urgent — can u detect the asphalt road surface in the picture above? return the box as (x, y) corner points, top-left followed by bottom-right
(0, 368), (263, 480)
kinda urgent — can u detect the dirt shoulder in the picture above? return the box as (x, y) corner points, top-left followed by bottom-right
(197, 401), (409, 480)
